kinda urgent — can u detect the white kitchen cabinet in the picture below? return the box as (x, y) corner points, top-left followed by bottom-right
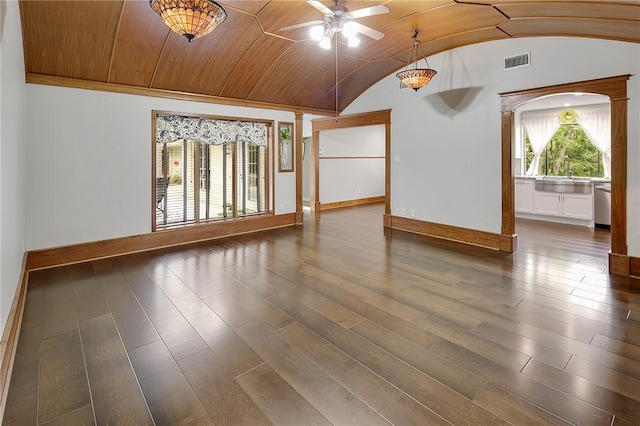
(534, 191), (593, 220)
(562, 193), (593, 220)
(515, 179), (534, 213)
(535, 192), (562, 216)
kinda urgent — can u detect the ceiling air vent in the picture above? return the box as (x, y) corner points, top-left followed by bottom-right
(504, 52), (530, 70)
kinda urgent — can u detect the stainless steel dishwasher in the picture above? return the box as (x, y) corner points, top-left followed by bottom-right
(594, 183), (611, 229)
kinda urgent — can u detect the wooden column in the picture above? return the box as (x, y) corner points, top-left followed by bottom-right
(310, 130), (321, 212)
(609, 96), (628, 275)
(610, 97), (628, 256)
(383, 120), (392, 228)
(500, 109), (517, 252)
(295, 112), (304, 224)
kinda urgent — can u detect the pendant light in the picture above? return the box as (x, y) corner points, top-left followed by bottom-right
(396, 29), (437, 91)
(150, 0), (227, 42)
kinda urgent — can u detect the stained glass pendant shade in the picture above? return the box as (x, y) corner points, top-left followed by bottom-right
(150, 0), (227, 42)
(396, 29), (437, 91)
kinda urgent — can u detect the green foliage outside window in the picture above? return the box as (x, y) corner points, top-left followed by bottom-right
(524, 124), (603, 177)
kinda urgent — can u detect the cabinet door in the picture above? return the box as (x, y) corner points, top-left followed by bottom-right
(562, 193), (593, 220)
(515, 180), (534, 213)
(535, 192), (562, 216)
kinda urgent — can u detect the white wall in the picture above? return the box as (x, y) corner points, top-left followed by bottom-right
(15, 37), (640, 264)
(25, 86), (297, 250)
(0, 0), (27, 331)
(344, 37), (640, 256)
(319, 125), (385, 204)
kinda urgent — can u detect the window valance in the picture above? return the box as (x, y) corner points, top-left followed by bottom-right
(155, 114), (268, 146)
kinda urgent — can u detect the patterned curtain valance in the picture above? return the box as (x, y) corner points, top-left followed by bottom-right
(156, 114), (268, 146)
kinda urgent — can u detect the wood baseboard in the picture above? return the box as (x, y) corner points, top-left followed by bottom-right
(320, 196), (385, 211)
(0, 254), (29, 419)
(27, 213), (297, 270)
(627, 255), (640, 278)
(389, 215), (513, 252)
(609, 251), (630, 276)
(295, 212), (304, 225)
(500, 234), (518, 252)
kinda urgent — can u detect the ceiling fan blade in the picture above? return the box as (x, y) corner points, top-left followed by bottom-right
(280, 20), (324, 32)
(348, 4), (389, 19)
(351, 22), (384, 40)
(306, 0), (334, 15)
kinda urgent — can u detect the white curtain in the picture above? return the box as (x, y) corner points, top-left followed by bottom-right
(522, 110), (561, 175)
(575, 104), (611, 178)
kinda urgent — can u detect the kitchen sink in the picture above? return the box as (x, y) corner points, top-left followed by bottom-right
(541, 176), (590, 181)
(535, 178), (592, 194)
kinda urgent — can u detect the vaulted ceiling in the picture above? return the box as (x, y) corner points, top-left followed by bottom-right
(19, 1), (640, 114)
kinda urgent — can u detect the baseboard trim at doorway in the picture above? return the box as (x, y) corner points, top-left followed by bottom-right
(388, 215), (516, 252)
(319, 196), (385, 211)
(0, 254), (29, 420)
(631, 256), (640, 279)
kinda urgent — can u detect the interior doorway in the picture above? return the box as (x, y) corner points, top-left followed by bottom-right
(514, 93), (612, 241)
(500, 75), (629, 274)
(310, 110), (391, 224)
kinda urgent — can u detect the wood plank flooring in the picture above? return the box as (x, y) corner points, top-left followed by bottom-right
(4, 204), (640, 425)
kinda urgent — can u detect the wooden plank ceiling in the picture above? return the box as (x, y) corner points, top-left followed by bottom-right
(19, 0), (640, 114)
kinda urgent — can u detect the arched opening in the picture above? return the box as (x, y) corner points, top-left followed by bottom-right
(500, 75), (630, 275)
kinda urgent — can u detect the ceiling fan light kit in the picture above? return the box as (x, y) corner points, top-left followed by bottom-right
(281, 0), (388, 49)
(397, 29), (437, 91)
(319, 36), (332, 49)
(150, 0), (227, 42)
(310, 20), (360, 49)
(310, 25), (325, 41)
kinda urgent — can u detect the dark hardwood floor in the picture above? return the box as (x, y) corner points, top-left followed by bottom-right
(4, 204), (640, 425)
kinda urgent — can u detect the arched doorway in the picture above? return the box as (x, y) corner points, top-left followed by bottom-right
(500, 75), (630, 275)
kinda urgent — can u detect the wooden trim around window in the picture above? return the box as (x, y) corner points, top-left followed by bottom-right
(26, 214), (297, 271)
(500, 75), (630, 269)
(151, 110), (275, 229)
(389, 215), (513, 252)
(0, 254), (29, 419)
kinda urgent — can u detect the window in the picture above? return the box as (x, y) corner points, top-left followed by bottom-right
(518, 105), (610, 178)
(153, 113), (270, 229)
(525, 123), (604, 177)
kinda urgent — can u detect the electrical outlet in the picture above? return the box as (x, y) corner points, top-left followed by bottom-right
(410, 209), (416, 217)
(358, 188), (361, 194)
(401, 208), (406, 216)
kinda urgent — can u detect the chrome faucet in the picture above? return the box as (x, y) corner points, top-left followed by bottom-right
(562, 155), (572, 178)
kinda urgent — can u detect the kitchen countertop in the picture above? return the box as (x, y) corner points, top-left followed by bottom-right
(516, 176), (610, 183)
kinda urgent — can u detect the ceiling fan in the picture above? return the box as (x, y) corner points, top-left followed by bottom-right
(279, 0), (389, 48)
